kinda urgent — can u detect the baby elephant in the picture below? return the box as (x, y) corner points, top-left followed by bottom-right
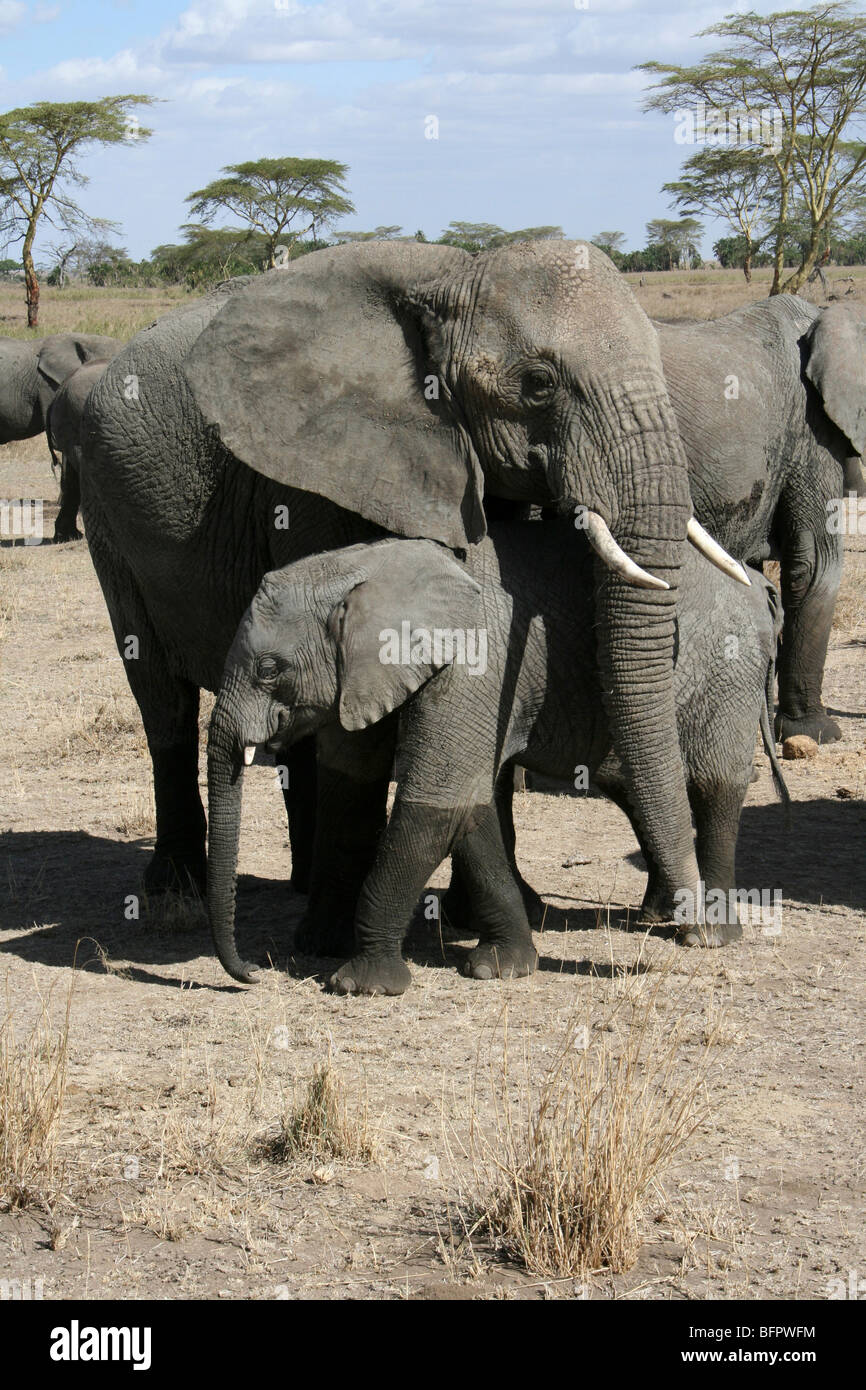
(207, 520), (785, 993)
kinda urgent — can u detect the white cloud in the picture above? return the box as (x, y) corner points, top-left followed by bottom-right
(0, 0), (26, 34)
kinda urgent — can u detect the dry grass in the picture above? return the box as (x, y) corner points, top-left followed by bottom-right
(469, 972), (711, 1281)
(832, 551), (866, 644)
(59, 695), (148, 760)
(0, 282), (194, 341)
(629, 264), (866, 322)
(258, 1059), (377, 1167)
(114, 788), (156, 837)
(0, 987), (72, 1211)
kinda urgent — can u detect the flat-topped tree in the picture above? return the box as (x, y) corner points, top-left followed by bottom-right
(664, 147), (776, 283)
(186, 158), (355, 270)
(639, 3), (866, 295)
(0, 96), (154, 327)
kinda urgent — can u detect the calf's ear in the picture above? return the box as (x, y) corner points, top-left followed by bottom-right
(334, 541), (483, 731)
(803, 304), (866, 457)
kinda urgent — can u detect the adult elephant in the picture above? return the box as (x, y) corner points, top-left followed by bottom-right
(656, 295), (866, 744)
(78, 239), (740, 944)
(0, 333), (120, 541)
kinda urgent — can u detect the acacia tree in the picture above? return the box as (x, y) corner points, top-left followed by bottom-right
(186, 158), (355, 269)
(663, 146), (776, 282)
(332, 225), (403, 242)
(591, 231), (627, 256)
(646, 216), (704, 269)
(0, 96), (153, 326)
(438, 222), (563, 252)
(639, 3), (866, 294)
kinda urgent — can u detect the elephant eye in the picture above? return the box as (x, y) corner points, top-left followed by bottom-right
(521, 366), (556, 406)
(257, 656), (279, 681)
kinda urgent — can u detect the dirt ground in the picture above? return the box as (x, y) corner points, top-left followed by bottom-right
(0, 278), (864, 1301)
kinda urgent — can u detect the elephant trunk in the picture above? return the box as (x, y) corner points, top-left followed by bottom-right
(583, 394), (701, 916)
(206, 682), (260, 984)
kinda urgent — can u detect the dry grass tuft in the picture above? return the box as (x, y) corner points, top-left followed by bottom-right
(470, 973), (711, 1280)
(60, 696), (147, 759)
(114, 788), (156, 837)
(0, 989), (72, 1210)
(257, 1060), (377, 1166)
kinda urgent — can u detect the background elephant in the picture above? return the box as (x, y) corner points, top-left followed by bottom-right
(45, 359), (117, 543)
(207, 522), (785, 991)
(79, 239), (739, 932)
(0, 332), (120, 542)
(657, 295), (866, 744)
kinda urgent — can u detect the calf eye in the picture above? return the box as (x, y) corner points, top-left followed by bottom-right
(257, 656), (279, 681)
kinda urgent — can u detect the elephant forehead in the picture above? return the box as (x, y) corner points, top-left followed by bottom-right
(475, 245), (660, 361)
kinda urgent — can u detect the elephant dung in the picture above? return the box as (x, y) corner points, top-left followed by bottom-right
(782, 735), (820, 760)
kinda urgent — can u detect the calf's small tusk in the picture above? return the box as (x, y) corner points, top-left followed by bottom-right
(583, 510), (671, 591)
(243, 745), (256, 767)
(686, 517), (751, 586)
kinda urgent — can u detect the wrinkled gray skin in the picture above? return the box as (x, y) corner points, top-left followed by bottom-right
(208, 521), (784, 991)
(0, 333), (120, 542)
(45, 360), (115, 542)
(79, 240), (708, 923)
(657, 296), (866, 744)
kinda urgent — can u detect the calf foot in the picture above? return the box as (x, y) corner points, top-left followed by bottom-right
(330, 955), (412, 996)
(678, 920), (743, 949)
(144, 848), (206, 897)
(464, 938), (538, 981)
(775, 709), (841, 744)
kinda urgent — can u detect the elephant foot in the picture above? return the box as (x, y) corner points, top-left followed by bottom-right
(294, 908), (355, 958)
(330, 954), (412, 996)
(775, 709), (841, 744)
(144, 848), (206, 898)
(463, 938), (538, 981)
(678, 919), (743, 949)
(638, 892), (675, 925)
(52, 527), (83, 544)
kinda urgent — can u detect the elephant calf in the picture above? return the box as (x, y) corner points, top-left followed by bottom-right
(207, 520), (786, 993)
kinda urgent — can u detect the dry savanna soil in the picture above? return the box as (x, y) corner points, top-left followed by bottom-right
(0, 274), (863, 1301)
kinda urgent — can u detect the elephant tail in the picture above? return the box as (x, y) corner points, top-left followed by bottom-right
(45, 396), (63, 478)
(759, 575), (791, 826)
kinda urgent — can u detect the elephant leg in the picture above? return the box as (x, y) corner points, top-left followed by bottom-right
(296, 721), (396, 958)
(681, 781), (749, 948)
(279, 734), (317, 895)
(592, 772), (672, 921)
(450, 802), (538, 981)
(330, 800), (467, 997)
(85, 517), (206, 895)
(53, 457), (82, 543)
(775, 483), (844, 744)
(442, 766), (544, 931)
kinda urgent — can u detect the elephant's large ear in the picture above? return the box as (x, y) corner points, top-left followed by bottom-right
(36, 334), (120, 390)
(803, 304), (866, 456)
(334, 541), (483, 731)
(184, 244), (486, 549)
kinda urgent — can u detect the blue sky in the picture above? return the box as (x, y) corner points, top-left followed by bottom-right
(0, 0), (821, 263)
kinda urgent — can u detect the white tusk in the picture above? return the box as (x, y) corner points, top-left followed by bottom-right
(686, 517), (751, 586)
(583, 510), (670, 590)
(243, 745), (256, 767)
